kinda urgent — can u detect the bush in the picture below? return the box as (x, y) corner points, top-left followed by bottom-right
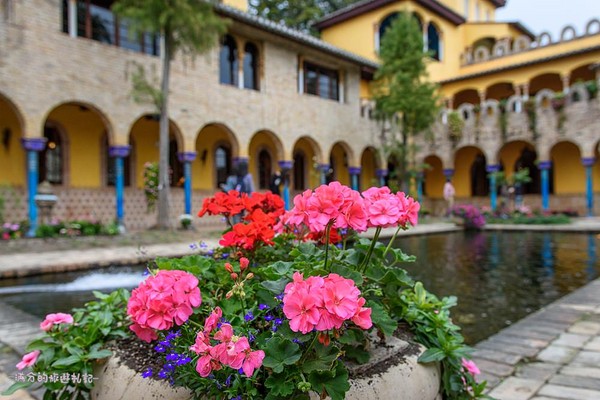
(450, 204), (486, 230)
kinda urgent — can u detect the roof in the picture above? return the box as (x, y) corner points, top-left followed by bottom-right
(215, 3), (379, 70)
(486, 0), (506, 7)
(465, 21), (536, 40)
(313, 0), (466, 30)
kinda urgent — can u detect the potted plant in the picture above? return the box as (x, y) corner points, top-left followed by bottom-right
(5, 184), (487, 399)
(447, 111), (464, 143)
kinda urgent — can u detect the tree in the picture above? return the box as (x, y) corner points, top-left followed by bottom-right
(113, 0), (227, 229)
(249, 0), (358, 33)
(372, 12), (439, 191)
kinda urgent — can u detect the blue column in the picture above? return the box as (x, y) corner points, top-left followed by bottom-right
(178, 152), (197, 215)
(349, 167), (361, 191)
(278, 160), (293, 211)
(318, 163), (329, 185)
(21, 138), (47, 237)
(583, 157), (595, 216)
(416, 172), (424, 203)
(486, 164), (500, 212)
(376, 168), (388, 187)
(109, 145), (131, 229)
(539, 160), (551, 212)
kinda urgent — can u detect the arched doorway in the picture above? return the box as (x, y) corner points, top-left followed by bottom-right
(454, 146), (488, 197)
(292, 136), (321, 190)
(550, 141), (585, 194)
(258, 149), (272, 190)
(423, 155), (444, 198)
(293, 151), (306, 191)
(248, 130), (284, 190)
(0, 93), (25, 186)
(360, 147), (378, 190)
(498, 141), (540, 194)
(329, 142), (352, 186)
(195, 123), (239, 190)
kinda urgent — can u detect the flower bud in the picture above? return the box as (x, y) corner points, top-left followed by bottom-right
(298, 381), (311, 392)
(318, 332), (330, 346)
(230, 273), (238, 280)
(239, 257), (250, 270)
(224, 263), (234, 273)
(245, 272), (254, 280)
(225, 290), (234, 299)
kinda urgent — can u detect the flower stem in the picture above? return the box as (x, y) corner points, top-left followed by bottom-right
(383, 225), (403, 257)
(323, 221), (333, 271)
(360, 227), (382, 273)
(299, 332), (319, 365)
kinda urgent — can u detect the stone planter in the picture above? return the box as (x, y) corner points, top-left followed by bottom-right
(91, 335), (440, 400)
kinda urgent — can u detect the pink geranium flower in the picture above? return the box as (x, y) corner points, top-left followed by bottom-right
(242, 350), (265, 377)
(40, 313), (74, 331)
(462, 358), (480, 376)
(204, 307), (222, 333)
(16, 350), (40, 370)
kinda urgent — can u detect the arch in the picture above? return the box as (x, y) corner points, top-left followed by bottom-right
(423, 155), (444, 198)
(43, 102), (114, 188)
(378, 12), (399, 47)
(292, 136), (323, 190)
(535, 89), (556, 109)
(249, 130), (284, 190)
(457, 103), (476, 122)
(473, 46), (490, 63)
(453, 88), (479, 108)
(472, 36), (495, 53)
(219, 34), (238, 86)
(0, 93), (26, 186)
(569, 82), (589, 103)
(550, 141), (585, 194)
(560, 25), (577, 41)
(328, 141), (353, 186)
(536, 31), (553, 47)
(585, 18), (600, 35)
(194, 123), (240, 190)
(128, 114), (184, 189)
(453, 146), (488, 197)
(506, 95), (522, 113)
(529, 72), (562, 96)
(481, 99), (499, 118)
(243, 42), (259, 90)
(485, 82), (515, 101)
(427, 22), (441, 61)
(491, 39), (510, 58)
(498, 140), (540, 194)
(512, 35), (532, 53)
(570, 63), (595, 84)
(360, 147), (379, 190)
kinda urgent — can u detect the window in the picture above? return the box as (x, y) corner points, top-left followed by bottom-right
(378, 12), (399, 48)
(304, 63), (339, 101)
(61, 0), (159, 56)
(293, 151), (306, 190)
(215, 145), (231, 188)
(220, 35), (238, 86)
(40, 126), (63, 184)
(427, 23), (441, 61)
(243, 43), (259, 90)
(258, 149), (272, 189)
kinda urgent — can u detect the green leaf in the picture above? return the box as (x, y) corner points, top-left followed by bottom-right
(26, 339), (53, 352)
(261, 278), (289, 295)
(92, 290), (109, 299)
(51, 355), (81, 367)
(1, 381), (33, 396)
(87, 349), (113, 360)
(330, 263), (363, 285)
(308, 362), (350, 400)
(263, 337), (302, 373)
(301, 343), (340, 374)
(417, 347), (446, 363)
(368, 301), (397, 337)
(344, 345), (370, 364)
(264, 373), (295, 397)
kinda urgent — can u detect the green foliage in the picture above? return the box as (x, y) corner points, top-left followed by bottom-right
(487, 213), (571, 225)
(249, 0), (358, 33)
(35, 220), (119, 238)
(130, 63), (163, 110)
(143, 162), (159, 212)
(447, 111), (464, 142)
(2, 290), (131, 398)
(373, 12), (440, 189)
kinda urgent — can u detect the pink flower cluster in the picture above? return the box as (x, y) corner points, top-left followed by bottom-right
(190, 307), (265, 378)
(461, 358), (481, 376)
(128, 270), (201, 342)
(16, 350), (40, 370)
(280, 182), (419, 234)
(40, 313), (74, 331)
(282, 272), (372, 334)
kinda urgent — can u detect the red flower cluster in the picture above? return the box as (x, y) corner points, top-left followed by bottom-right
(244, 191), (285, 219)
(127, 270), (201, 342)
(220, 209), (276, 250)
(190, 307), (265, 378)
(198, 191), (246, 218)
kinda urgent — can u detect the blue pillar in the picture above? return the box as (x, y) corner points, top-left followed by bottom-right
(486, 164), (500, 212)
(349, 167), (361, 191)
(376, 168), (388, 187)
(109, 145), (131, 229)
(539, 160), (551, 212)
(22, 138), (47, 237)
(278, 160), (293, 211)
(582, 157), (595, 217)
(178, 152), (197, 216)
(318, 164), (329, 185)
(416, 172), (424, 203)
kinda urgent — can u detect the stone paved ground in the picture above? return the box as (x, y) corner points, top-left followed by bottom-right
(476, 278), (600, 400)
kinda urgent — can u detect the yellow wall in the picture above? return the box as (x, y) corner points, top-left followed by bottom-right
(499, 141), (531, 179)
(0, 99), (25, 186)
(194, 125), (232, 190)
(222, 0), (248, 11)
(453, 146), (481, 196)
(48, 105), (105, 188)
(360, 79), (371, 99)
(293, 138), (320, 189)
(331, 143), (350, 186)
(424, 155), (444, 198)
(131, 118), (160, 189)
(551, 142), (585, 194)
(360, 148), (377, 189)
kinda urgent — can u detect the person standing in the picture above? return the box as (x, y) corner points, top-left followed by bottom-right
(269, 170), (282, 195)
(443, 179), (455, 215)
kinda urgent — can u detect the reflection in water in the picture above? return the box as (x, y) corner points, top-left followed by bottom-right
(393, 231), (599, 344)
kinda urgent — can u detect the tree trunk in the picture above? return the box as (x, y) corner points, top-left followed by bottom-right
(157, 33), (172, 229)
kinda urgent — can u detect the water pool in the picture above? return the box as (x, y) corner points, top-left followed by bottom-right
(0, 231), (597, 344)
